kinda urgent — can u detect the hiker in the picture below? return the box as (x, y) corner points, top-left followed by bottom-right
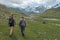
(19, 17), (26, 37)
(8, 14), (15, 37)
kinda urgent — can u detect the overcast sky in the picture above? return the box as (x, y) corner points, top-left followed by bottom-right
(0, 0), (60, 8)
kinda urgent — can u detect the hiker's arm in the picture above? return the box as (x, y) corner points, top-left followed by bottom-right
(25, 20), (26, 27)
(8, 17), (10, 26)
(14, 19), (16, 25)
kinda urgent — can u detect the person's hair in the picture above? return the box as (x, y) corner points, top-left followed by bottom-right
(11, 14), (13, 16)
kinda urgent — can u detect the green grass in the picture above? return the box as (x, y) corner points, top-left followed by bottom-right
(0, 17), (60, 40)
(0, 5), (60, 40)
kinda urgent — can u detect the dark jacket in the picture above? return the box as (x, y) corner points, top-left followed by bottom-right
(19, 19), (26, 27)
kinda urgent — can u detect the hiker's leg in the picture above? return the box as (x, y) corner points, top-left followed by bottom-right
(21, 27), (23, 36)
(21, 26), (25, 36)
(22, 27), (25, 34)
(9, 27), (14, 36)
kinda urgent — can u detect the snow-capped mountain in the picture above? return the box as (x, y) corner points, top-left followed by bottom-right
(0, 0), (60, 14)
(53, 3), (60, 8)
(18, 3), (46, 14)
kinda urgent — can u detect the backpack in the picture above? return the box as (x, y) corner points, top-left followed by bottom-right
(9, 17), (14, 24)
(20, 20), (26, 26)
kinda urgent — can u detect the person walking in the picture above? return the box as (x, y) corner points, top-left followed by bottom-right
(19, 17), (26, 37)
(8, 14), (15, 37)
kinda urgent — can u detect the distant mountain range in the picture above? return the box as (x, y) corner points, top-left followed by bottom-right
(0, 2), (60, 14)
(19, 5), (46, 14)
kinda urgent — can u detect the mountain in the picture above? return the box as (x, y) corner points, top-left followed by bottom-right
(53, 2), (60, 8)
(17, 5), (46, 14)
(0, 1), (60, 14)
(0, 0), (60, 14)
(0, 4), (27, 18)
(1, 2), (47, 14)
(35, 7), (60, 19)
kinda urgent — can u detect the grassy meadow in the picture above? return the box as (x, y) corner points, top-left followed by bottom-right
(0, 5), (60, 40)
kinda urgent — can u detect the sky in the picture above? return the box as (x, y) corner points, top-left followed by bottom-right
(0, 0), (60, 8)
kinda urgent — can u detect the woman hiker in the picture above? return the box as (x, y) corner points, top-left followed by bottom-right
(8, 14), (15, 37)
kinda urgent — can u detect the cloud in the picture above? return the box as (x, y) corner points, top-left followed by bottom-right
(11, 3), (20, 7)
(0, 0), (57, 5)
(0, 0), (60, 9)
(0, 0), (60, 13)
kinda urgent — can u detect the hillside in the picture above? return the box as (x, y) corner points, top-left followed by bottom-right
(40, 7), (60, 18)
(0, 4), (27, 18)
(31, 7), (60, 24)
(0, 5), (60, 40)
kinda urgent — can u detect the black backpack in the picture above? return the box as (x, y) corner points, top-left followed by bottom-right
(9, 17), (14, 24)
